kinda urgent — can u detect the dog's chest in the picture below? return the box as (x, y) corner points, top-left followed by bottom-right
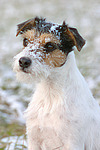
(26, 107), (66, 149)
(26, 106), (66, 133)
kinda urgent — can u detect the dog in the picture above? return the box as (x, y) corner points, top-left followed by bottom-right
(13, 17), (100, 150)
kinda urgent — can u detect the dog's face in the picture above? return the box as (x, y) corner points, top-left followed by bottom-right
(13, 17), (85, 82)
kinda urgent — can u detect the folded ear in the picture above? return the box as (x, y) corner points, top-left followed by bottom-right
(69, 27), (86, 51)
(16, 18), (36, 36)
(16, 17), (46, 36)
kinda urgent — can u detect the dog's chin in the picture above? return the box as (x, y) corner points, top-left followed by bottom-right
(14, 68), (48, 84)
(14, 69), (36, 84)
(13, 61), (53, 83)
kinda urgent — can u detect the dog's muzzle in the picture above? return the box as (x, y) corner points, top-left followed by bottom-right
(19, 57), (32, 72)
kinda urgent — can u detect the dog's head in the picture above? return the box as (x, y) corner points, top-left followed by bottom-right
(13, 17), (85, 82)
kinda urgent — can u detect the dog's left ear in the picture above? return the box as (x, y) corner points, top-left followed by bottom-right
(68, 27), (86, 51)
(60, 21), (86, 52)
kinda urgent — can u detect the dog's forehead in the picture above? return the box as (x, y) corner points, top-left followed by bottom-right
(22, 30), (60, 44)
(16, 17), (60, 37)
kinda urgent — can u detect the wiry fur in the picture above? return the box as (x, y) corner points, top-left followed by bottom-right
(13, 17), (100, 150)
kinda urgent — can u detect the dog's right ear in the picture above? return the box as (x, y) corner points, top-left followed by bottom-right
(16, 17), (46, 36)
(16, 18), (36, 36)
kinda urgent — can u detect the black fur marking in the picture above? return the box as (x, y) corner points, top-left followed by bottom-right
(55, 22), (75, 53)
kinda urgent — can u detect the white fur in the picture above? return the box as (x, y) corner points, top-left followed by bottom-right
(13, 51), (100, 150)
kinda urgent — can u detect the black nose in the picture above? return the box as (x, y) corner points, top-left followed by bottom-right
(19, 57), (32, 69)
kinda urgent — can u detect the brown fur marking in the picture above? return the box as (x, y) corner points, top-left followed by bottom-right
(21, 30), (66, 67)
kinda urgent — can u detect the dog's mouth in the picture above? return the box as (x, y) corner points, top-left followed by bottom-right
(19, 67), (30, 73)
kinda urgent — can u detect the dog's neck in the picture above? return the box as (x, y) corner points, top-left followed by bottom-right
(25, 51), (91, 118)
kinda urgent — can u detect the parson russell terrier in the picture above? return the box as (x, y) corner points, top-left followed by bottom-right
(13, 17), (100, 150)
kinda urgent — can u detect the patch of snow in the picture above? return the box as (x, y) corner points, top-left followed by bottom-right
(1, 135), (27, 150)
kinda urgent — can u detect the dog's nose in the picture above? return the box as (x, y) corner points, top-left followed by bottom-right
(19, 57), (32, 69)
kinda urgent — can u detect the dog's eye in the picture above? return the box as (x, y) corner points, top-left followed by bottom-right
(23, 38), (29, 47)
(44, 42), (57, 52)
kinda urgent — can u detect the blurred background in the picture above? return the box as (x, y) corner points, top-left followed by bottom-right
(0, 0), (100, 149)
